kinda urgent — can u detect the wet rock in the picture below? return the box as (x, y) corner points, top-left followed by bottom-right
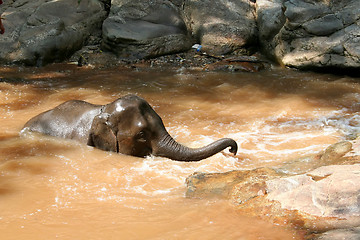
(319, 141), (352, 165)
(204, 56), (265, 72)
(266, 164), (360, 218)
(185, 141), (356, 203)
(264, 164), (360, 232)
(312, 227), (360, 240)
(185, 168), (282, 199)
(205, 61), (264, 72)
(0, 0), (107, 66)
(277, 141), (353, 175)
(276, 152), (324, 175)
(70, 44), (120, 68)
(186, 139), (360, 233)
(186, 170), (246, 199)
(183, 0), (257, 56)
(230, 168), (282, 205)
(101, 0), (192, 59)
(256, 0), (360, 69)
(234, 164), (360, 233)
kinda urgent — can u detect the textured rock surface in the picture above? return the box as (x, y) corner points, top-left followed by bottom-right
(312, 227), (360, 240)
(185, 139), (360, 232)
(186, 168), (281, 199)
(1, 0), (359, 69)
(266, 164), (360, 218)
(256, 0), (360, 69)
(0, 0), (107, 66)
(277, 141), (353, 174)
(102, 0), (192, 59)
(183, 0), (257, 55)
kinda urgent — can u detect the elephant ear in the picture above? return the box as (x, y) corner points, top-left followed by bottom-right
(87, 113), (118, 152)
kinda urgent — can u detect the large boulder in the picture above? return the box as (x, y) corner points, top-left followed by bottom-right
(312, 227), (360, 240)
(0, 0), (107, 66)
(183, 0), (258, 55)
(101, 0), (192, 59)
(266, 164), (360, 219)
(186, 141), (354, 200)
(256, 0), (360, 69)
(185, 140), (360, 232)
(265, 164), (360, 232)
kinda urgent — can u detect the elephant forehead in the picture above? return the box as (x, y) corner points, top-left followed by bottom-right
(136, 121), (144, 127)
(115, 102), (125, 112)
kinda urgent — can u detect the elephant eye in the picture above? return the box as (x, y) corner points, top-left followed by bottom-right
(136, 131), (147, 142)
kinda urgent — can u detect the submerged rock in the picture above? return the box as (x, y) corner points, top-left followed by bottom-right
(277, 141), (353, 175)
(0, 0), (107, 66)
(319, 141), (353, 165)
(186, 168), (283, 199)
(102, 0), (192, 59)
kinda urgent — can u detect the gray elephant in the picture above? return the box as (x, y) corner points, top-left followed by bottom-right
(22, 94), (237, 161)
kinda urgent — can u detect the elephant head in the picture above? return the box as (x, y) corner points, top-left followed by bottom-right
(87, 95), (237, 161)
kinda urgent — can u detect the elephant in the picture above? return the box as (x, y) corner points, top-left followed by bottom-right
(0, 1), (4, 35)
(22, 94), (238, 161)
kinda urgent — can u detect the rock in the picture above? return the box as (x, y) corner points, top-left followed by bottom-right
(230, 168), (281, 205)
(233, 164), (360, 232)
(0, 0), (107, 66)
(276, 153), (324, 175)
(0, 0), (106, 66)
(277, 141), (353, 175)
(186, 170), (246, 199)
(101, 0), (192, 59)
(204, 56), (265, 72)
(256, 0), (360, 69)
(266, 164), (360, 230)
(256, 0), (285, 42)
(183, 0), (257, 55)
(303, 14), (343, 36)
(185, 168), (282, 199)
(1, 0), (359, 69)
(312, 226), (360, 240)
(186, 139), (360, 233)
(186, 141), (356, 204)
(319, 141), (353, 165)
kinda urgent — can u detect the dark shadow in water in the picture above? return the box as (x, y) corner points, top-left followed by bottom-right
(0, 175), (17, 196)
(0, 135), (72, 194)
(0, 134), (78, 164)
(1, 64), (360, 111)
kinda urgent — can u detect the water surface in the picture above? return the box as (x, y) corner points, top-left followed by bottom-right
(1, 64), (360, 239)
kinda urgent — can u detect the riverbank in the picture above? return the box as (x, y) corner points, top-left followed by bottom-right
(68, 44), (268, 72)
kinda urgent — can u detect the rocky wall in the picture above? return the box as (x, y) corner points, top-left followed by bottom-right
(257, 0), (360, 69)
(0, 0), (359, 69)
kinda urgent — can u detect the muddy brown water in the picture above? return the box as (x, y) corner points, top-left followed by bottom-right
(1, 64), (360, 239)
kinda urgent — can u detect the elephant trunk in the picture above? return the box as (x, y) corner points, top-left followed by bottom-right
(153, 133), (238, 162)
